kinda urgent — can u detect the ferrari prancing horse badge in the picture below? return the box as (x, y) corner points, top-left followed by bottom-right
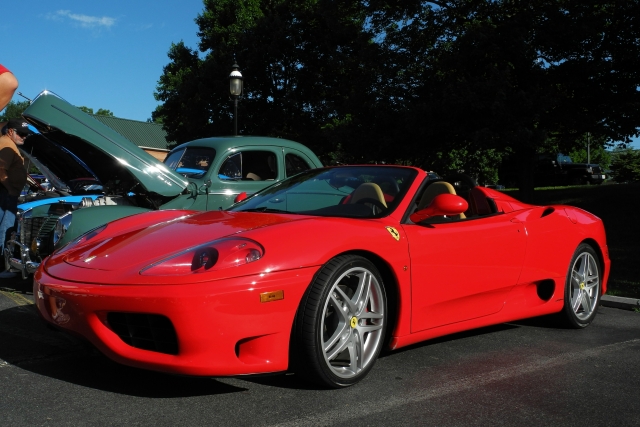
(386, 226), (400, 241)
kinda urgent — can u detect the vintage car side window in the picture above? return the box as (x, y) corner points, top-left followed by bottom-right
(164, 147), (215, 178)
(219, 150), (278, 181)
(285, 153), (312, 177)
(219, 153), (242, 180)
(163, 148), (186, 170)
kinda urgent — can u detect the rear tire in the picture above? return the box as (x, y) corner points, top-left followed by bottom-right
(293, 255), (387, 387)
(561, 244), (601, 328)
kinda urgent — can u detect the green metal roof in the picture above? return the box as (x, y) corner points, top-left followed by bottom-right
(90, 115), (172, 151)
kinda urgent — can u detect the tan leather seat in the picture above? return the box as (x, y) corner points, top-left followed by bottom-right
(246, 172), (261, 181)
(416, 181), (465, 219)
(349, 183), (387, 208)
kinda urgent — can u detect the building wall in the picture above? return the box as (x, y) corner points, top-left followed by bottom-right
(144, 149), (169, 162)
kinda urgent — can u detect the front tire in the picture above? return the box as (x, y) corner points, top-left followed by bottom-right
(294, 255), (387, 387)
(561, 244), (601, 328)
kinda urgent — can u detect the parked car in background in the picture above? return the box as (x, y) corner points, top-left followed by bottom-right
(499, 153), (606, 188)
(4, 90), (322, 279)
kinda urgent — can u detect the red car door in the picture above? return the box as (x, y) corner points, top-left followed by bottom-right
(404, 213), (526, 332)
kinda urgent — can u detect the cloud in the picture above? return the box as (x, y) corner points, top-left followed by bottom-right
(50, 10), (116, 29)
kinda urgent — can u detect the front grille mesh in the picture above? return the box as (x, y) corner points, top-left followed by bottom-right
(20, 217), (47, 248)
(107, 312), (179, 355)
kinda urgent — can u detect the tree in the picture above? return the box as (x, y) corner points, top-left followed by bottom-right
(610, 149), (640, 183)
(0, 100), (29, 122)
(77, 106), (114, 116)
(153, 1), (640, 197)
(95, 109), (114, 116)
(153, 0), (384, 156)
(356, 1), (640, 199)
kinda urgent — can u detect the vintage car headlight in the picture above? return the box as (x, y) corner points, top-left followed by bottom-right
(80, 197), (95, 208)
(53, 213), (73, 246)
(140, 238), (263, 276)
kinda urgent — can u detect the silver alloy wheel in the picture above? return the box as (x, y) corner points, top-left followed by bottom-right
(320, 266), (385, 379)
(569, 251), (600, 320)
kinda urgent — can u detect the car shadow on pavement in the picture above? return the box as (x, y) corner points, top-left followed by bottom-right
(507, 310), (609, 329)
(0, 300), (248, 398)
(378, 323), (519, 359)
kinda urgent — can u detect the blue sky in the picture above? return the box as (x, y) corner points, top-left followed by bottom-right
(2, 1), (203, 122)
(2, 1), (638, 148)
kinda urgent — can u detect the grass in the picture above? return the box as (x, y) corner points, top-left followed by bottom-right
(522, 182), (640, 299)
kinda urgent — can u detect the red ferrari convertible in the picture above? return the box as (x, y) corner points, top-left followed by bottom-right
(34, 165), (609, 387)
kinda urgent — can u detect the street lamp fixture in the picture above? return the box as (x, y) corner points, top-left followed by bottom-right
(229, 63), (243, 136)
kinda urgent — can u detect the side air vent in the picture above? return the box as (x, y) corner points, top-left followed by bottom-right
(107, 312), (179, 355)
(541, 207), (555, 218)
(536, 279), (555, 301)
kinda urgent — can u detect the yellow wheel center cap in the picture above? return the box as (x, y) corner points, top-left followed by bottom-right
(580, 282), (585, 290)
(350, 317), (358, 328)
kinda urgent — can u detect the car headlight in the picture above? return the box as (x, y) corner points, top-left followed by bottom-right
(53, 213), (73, 246)
(140, 238), (263, 276)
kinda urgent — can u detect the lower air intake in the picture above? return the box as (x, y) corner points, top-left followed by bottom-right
(107, 312), (179, 355)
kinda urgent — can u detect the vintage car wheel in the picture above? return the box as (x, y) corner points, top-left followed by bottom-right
(562, 244), (601, 328)
(294, 255), (387, 387)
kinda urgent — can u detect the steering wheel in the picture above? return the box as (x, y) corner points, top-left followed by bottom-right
(355, 198), (387, 215)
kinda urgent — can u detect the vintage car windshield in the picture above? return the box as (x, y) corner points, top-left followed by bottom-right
(229, 166), (418, 218)
(164, 147), (216, 178)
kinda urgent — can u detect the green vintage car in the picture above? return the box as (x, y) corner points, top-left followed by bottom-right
(5, 91), (322, 278)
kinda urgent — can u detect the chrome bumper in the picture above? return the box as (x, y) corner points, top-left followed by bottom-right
(4, 239), (40, 280)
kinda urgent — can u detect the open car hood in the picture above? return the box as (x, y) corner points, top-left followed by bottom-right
(22, 91), (187, 197)
(21, 137), (96, 192)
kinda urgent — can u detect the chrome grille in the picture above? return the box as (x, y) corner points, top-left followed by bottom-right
(20, 216), (47, 248)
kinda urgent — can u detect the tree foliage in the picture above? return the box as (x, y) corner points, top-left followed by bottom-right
(153, 0), (640, 199)
(610, 149), (640, 183)
(153, 0), (383, 157)
(0, 100), (30, 122)
(77, 106), (114, 116)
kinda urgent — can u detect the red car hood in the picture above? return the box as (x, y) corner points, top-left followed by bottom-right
(61, 210), (301, 272)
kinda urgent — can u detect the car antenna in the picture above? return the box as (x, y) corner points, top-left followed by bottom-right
(17, 92), (32, 103)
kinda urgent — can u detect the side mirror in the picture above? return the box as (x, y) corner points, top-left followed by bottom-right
(234, 192), (248, 204)
(410, 193), (468, 223)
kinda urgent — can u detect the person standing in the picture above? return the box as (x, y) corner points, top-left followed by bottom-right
(0, 64), (19, 113)
(0, 118), (32, 278)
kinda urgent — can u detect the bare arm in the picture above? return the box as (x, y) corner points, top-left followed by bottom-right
(0, 71), (19, 112)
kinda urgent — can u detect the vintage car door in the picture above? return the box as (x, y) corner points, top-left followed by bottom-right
(404, 213), (527, 332)
(206, 147), (283, 210)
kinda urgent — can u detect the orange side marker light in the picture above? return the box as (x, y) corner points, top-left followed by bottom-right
(260, 290), (284, 303)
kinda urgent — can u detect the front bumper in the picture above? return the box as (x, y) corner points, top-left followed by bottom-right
(4, 239), (40, 280)
(34, 265), (318, 376)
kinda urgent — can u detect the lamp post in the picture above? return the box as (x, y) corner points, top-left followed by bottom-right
(229, 63), (243, 136)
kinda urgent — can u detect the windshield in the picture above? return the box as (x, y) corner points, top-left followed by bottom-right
(229, 166), (418, 218)
(557, 154), (572, 164)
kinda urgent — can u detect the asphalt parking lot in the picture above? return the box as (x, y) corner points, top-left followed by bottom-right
(2, 277), (640, 426)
